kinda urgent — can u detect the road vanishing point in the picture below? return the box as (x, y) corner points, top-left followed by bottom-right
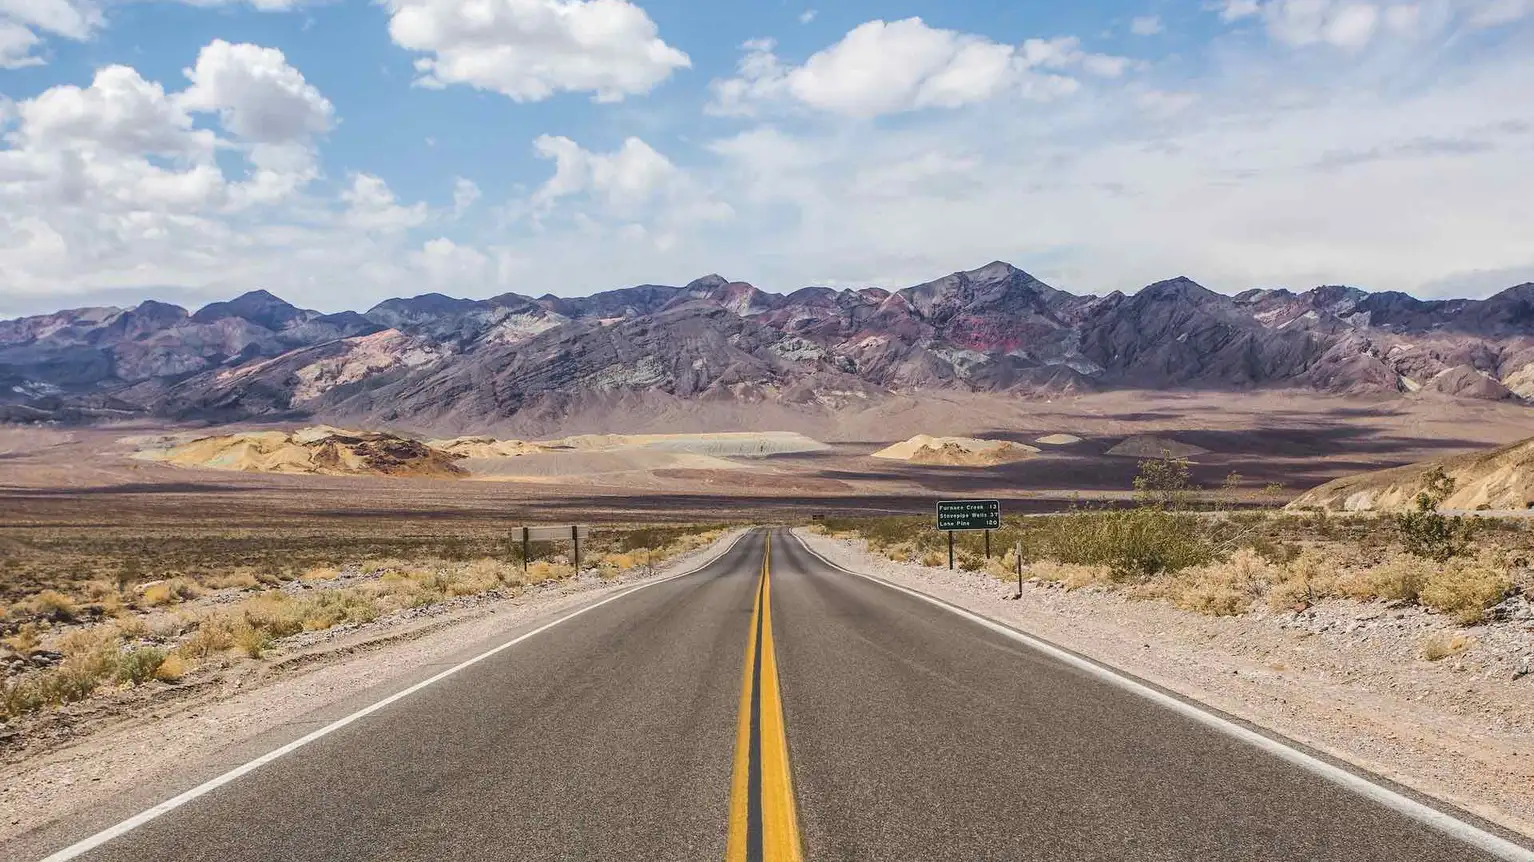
(32, 529), (1534, 862)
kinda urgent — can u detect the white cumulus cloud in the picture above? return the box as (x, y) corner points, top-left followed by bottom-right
(708, 18), (1124, 119)
(1131, 15), (1164, 35)
(178, 40), (334, 144)
(342, 173), (428, 232)
(528, 134), (730, 249)
(452, 177), (480, 217)
(384, 0), (690, 102)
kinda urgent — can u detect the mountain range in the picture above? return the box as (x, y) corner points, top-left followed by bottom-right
(3, 261), (1533, 430)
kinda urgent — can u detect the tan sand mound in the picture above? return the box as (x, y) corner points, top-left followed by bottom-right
(1290, 437), (1534, 513)
(139, 427), (464, 478)
(1035, 434), (1083, 446)
(1105, 435), (1209, 458)
(427, 436), (550, 459)
(872, 435), (1038, 467)
(545, 432), (827, 457)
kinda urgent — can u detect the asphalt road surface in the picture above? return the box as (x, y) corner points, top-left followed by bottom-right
(40, 529), (1530, 862)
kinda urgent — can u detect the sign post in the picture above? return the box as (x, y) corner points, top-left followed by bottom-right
(1016, 540), (1024, 596)
(935, 500), (1001, 571)
(512, 525), (591, 574)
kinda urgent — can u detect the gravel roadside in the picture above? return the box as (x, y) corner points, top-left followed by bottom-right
(0, 529), (748, 857)
(793, 527), (1534, 840)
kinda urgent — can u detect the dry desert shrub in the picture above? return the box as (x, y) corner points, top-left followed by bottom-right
(239, 594), (306, 638)
(526, 561), (574, 584)
(203, 571), (261, 591)
(1417, 557), (1514, 625)
(1420, 630), (1474, 661)
(154, 653), (187, 681)
(920, 551), (946, 568)
(1145, 548), (1276, 616)
(299, 567), (341, 582)
(1266, 549), (1339, 612)
(234, 624), (272, 658)
(79, 579), (120, 602)
(3, 623), (41, 654)
(1029, 559), (1114, 590)
(1340, 553), (1434, 603)
(26, 590), (78, 622)
(140, 578), (204, 607)
(177, 613), (237, 659)
(1041, 507), (1212, 579)
(114, 647), (167, 685)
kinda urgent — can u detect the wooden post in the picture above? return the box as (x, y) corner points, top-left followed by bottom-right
(984, 529), (991, 560)
(948, 530), (955, 570)
(572, 525), (581, 574)
(522, 526), (530, 574)
(1016, 540), (1024, 596)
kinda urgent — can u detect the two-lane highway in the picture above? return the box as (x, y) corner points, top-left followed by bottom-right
(32, 528), (1530, 861)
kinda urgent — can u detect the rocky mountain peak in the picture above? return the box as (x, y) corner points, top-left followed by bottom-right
(7, 260), (1534, 425)
(191, 289), (311, 330)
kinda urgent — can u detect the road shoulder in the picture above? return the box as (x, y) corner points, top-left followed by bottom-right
(792, 527), (1534, 843)
(0, 530), (748, 861)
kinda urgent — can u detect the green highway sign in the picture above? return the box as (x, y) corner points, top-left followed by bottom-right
(936, 499), (1001, 531)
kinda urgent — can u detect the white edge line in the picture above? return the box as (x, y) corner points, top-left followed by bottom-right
(37, 530), (752, 862)
(787, 530), (1534, 862)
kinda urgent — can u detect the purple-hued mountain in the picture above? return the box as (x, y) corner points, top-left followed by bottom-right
(3, 262), (1533, 427)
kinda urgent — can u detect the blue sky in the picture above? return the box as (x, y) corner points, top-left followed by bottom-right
(0, 0), (1531, 316)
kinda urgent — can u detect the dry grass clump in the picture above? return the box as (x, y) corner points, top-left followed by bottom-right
(80, 580), (120, 602)
(154, 653), (187, 681)
(299, 567), (341, 582)
(140, 578), (205, 607)
(177, 613), (237, 659)
(203, 571), (261, 591)
(25, 590), (78, 622)
(1028, 560), (1114, 590)
(1420, 630), (1474, 661)
(4, 623), (42, 654)
(525, 561), (575, 584)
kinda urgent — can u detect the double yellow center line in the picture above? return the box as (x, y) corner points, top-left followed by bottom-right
(727, 533), (804, 862)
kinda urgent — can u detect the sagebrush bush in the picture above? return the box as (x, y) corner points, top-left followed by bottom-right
(1040, 507), (1212, 579)
(1266, 549), (1339, 612)
(1418, 558), (1512, 624)
(178, 613), (237, 658)
(1340, 554), (1433, 603)
(115, 647), (167, 685)
(1149, 548), (1275, 616)
(234, 624), (271, 658)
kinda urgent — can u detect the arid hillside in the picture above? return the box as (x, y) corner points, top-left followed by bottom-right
(1290, 437), (1534, 513)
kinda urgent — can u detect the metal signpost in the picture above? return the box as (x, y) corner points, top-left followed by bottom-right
(935, 500), (1001, 570)
(515, 525), (591, 573)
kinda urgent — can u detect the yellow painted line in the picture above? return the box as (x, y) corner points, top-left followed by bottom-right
(725, 540), (764, 862)
(758, 535), (804, 862)
(725, 532), (803, 862)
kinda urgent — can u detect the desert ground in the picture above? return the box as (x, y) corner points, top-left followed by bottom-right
(5, 390), (1531, 525)
(3, 388), (1534, 853)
